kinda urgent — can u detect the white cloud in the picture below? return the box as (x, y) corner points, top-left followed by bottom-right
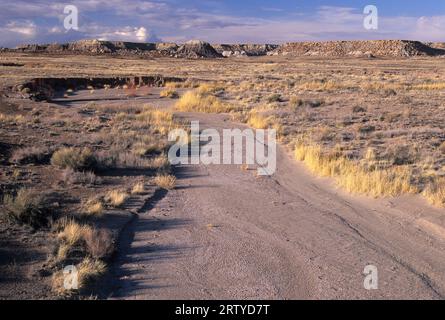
(97, 26), (150, 42)
(0, 2), (444, 46)
(5, 20), (37, 36)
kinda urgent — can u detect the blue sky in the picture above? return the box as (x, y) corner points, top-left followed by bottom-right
(0, 1), (444, 47)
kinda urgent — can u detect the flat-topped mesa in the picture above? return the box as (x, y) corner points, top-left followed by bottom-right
(174, 40), (222, 58)
(8, 39), (445, 58)
(270, 40), (445, 57)
(212, 44), (279, 57)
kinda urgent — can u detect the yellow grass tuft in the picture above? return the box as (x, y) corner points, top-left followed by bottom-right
(247, 112), (271, 129)
(0, 113), (24, 123)
(423, 177), (445, 207)
(131, 182), (145, 194)
(175, 90), (235, 113)
(52, 257), (106, 295)
(82, 198), (104, 218)
(58, 220), (93, 247)
(160, 88), (179, 98)
(154, 174), (176, 190)
(294, 142), (417, 197)
(104, 190), (129, 207)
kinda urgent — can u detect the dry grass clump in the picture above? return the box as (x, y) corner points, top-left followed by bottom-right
(61, 169), (101, 186)
(51, 147), (97, 171)
(196, 83), (225, 95)
(0, 113), (24, 123)
(52, 257), (106, 295)
(82, 198), (104, 218)
(175, 90), (235, 113)
(104, 190), (129, 207)
(422, 177), (445, 207)
(2, 188), (50, 228)
(247, 112), (271, 129)
(154, 174), (176, 190)
(83, 228), (114, 259)
(294, 142), (417, 197)
(10, 146), (51, 164)
(135, 107), (175, 132)
(410, 82), (445, 90)
(299, 80), (345, 91)
(149, 154), (171, 171)
(57, 220), (93, 247)
(55, 220), (114, 262)
(131, 182), (145, 194)
(160, 88), (179, 98)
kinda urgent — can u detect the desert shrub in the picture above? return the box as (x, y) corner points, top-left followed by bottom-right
(0, 113), (24, 123)
(175, 91), (237, 113)
(57, 220), (93, 247)
(10, 146), (51, 164)
(289, 96), (303, 108)
(267, 94), (282, 103)
(160, 89), (179, 98)
(352, 106), (367, 113)
(51, 147), (97, 171)
(154, 174), (176, 190)
(52, 257), (106, 295)
(423, 177), (445, 207)
(247, 112), (271, 129)
(439, 142), (445, 154)
(131, 182), (145, 194)
(3, 189), (51, 228)
(83, 228), (114, 259)
(305, 99), (325, 108)
(358, 125), (376, 134)
(61, 168), (101, 186)
(104, 190), (129, 207)
(294, 141), (417, 197)
(150, 154), (171, 172)
(384, 144), (418, 165)
(81, 198), (104, 218)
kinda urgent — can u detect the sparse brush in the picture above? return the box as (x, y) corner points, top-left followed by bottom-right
(175, 90), (236, 113)
(150, 154), (171, 171)
(423, 177), (445, 207)
(0, 113), (24, 123)
(104, 190), (129, 207)
(58, 220), (93, 247)
(62, 168), (101, 186)
(294, 141), (417, 197)
(196, 83), (225, 95)
(135, 108), (174, 127)
(83, 228), (114, 259)
(154, 174), (176, 190)
(52, 257), (106, 295)
(247, 112), (271, 129)
(131, 182), (145, 194)
(10, 146), (51, 165)
(82, 198), (104, 218)
(160, 88), (179, 99)
(2, 188), (51, 228)
(51, 147), (97, 171)
(267, 93), (282, 103)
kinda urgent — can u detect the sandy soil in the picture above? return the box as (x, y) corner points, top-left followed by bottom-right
(108, 111), (445, 300)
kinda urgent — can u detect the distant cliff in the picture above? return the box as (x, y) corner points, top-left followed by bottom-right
(4, 39), (445, 58)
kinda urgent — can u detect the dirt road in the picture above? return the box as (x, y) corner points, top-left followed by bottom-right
(108, 111), (445, 300)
